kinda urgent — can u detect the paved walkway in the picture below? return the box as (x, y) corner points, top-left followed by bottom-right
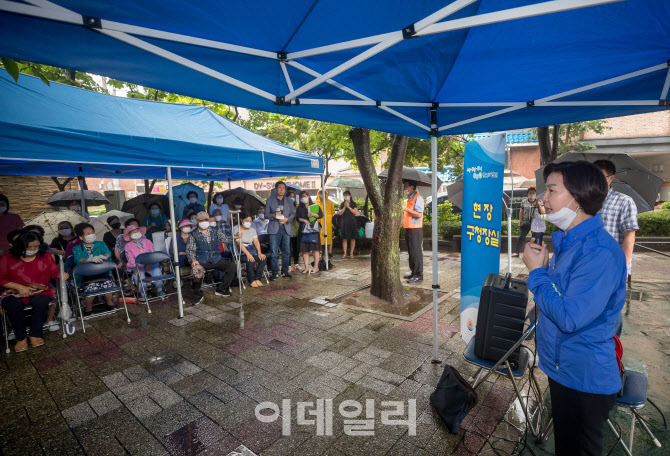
(1, 251), (668, 455)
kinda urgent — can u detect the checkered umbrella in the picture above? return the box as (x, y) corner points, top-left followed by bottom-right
(25, 210), (87, 244)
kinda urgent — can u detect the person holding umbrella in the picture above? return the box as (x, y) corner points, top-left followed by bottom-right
(594, 159), (639, 337)
(143, 202), (170, 237)
(182, 191), (206, 219)
(402, 180), (424, 283)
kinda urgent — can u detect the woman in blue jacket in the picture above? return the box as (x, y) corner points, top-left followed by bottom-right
(523, 161), (627, 456)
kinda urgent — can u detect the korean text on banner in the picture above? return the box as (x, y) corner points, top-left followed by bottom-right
(460, 134), (505, 342)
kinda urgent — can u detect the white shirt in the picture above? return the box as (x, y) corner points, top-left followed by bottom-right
(209, 203), (230, 221)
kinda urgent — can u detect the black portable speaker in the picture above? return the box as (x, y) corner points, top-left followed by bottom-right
(474, 273), (528, 369)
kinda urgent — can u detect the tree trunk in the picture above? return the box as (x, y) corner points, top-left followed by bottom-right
(207, 181), (215, 208)
(51, 177), (74, 192)
(350, 128), (408, 305)
(537, 126), (555, 166)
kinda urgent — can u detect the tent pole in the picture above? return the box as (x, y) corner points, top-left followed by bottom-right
(321, 174), (328, 270)
(506, 142), (513, 274)
(167, 167), (185, 318)
(430, 134), (441, 364)
(78, 166), (87, 215)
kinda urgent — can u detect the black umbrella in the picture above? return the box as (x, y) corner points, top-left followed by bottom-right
(378, 166), (442, 187)
(47, 189), (110, 207)
(121, 194), (170, 222)
(220, 188), (265, 216)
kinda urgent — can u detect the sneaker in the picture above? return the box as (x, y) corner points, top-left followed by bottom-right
(215, 288), (232, 297)
(157, 290), (167, 297)
(403, 273), (414, 279)
(7, 330), (15, 341)
(268, 273), (277, 281)
(280, 272), (292, 278)
(192, 294), (204, 306)
(407, 275), (423, 283)
(44, 321), (60, 332)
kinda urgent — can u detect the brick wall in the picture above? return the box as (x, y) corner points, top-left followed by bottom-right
(509, 145), (540, 179)
(0, 176), (77, 222)
(581, 111), (670, 139)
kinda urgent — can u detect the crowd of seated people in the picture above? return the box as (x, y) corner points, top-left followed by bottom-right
(0, 182), (334, 352)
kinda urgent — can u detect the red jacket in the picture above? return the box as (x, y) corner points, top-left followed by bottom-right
(0, 253), (59, 305)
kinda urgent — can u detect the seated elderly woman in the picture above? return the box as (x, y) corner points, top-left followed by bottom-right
(123, 225), (165, 300)
(23, 225), (53, 255)
(50, 221), (76, 257)
(232, 212), (267, 287)
(72, 223), (116, 316)
(144, 202), (170, 237)
(0, 231), (68, 352)
(167, 220), (192, 268)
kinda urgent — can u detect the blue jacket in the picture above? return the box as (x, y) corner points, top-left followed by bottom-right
(264, 193), (295, 236)
(527, 215), (626, 395)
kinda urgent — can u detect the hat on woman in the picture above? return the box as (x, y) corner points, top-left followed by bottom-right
(123, 224), (147, 241)
(178, 219), (192, 229)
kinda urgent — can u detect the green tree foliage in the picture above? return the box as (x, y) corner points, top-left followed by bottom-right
(534, 121), (611, 166)
(1, 58), (104, 91)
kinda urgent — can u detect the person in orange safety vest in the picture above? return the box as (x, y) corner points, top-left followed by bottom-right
(402, 180), (424, 283)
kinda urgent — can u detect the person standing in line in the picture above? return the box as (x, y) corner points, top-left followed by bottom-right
(337, 191), (359, 259)
(402, 180), (424, 283)
(594, 159), (639, 337)
(513, 187), (545, 258)
(264, 181), (295, 280)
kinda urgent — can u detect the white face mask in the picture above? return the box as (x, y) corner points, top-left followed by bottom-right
(209, 221), (217, 227)
(84, 234), (96, 244)
(189, 197), (197, 204)
(243, 221), (252, 229)
(288, 197), (295, 203)
(403, 189), (410, 197)
(181, 227), (192, 234)
(235, 205), (242, 209)
(59, 228), (72, 236)
(130, 232), (142, 240)
(546, 198), (579, 231)
(344, 196), (350, 201)
(258, 213), (265, 220)
(214, 215), (223, 222)
(0, 206), (6, 214)
(216, 197), (223, 204)
(70, 206), (81, 212)
(528, 194), (536, 200)
(24, 249), (39, 257)
(301, 197), (309, 204)
(198, 221), (210, 230)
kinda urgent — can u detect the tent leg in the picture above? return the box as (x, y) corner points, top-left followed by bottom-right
(167, 167), (185, 318)
(506, 143), (513, 274)
(321, 175), (329, 270)
(78, 166), (87, 215)
(430, 134), (441, 364)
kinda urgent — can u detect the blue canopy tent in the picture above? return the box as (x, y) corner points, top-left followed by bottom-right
(0, 72), (324, 318)
(2, 0), (669, 359)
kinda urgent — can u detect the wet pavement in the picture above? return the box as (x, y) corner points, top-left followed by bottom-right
(1, 250), (668, 455)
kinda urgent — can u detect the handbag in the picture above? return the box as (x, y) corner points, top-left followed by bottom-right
(430, 365), (478, 434)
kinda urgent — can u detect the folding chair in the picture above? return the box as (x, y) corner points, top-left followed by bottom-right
(72, 260), (130, 333)
(607, 370), (662, 456)
(462, 313), (549, 439)
(133, 251), (177, 313)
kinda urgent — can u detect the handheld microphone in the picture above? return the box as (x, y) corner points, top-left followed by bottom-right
(531, 218), (546, 245)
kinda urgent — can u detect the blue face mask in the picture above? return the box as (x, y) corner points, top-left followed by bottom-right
(190, 220), (197, 225)
(151, 209), (160, 216)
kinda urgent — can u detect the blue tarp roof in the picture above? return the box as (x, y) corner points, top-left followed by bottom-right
(0, 72), (323, 179)
(1, 0), (669, 139)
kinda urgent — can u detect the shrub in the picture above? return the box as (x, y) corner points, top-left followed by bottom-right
(661, 201), (670, 211)
(637, 210), (670, 236)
